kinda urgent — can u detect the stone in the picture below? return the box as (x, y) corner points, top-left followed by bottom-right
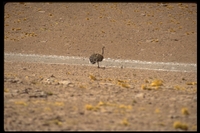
(59, 80), (71, 85)
(193, 95), (197, 102)
(135, 93), (145, 98)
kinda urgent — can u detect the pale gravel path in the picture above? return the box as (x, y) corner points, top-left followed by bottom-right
(4, 53), (196, 72)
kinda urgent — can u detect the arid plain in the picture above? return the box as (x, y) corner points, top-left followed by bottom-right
(4, 3), (197, 131)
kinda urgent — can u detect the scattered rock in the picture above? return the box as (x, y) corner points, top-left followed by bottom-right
(168, 115), (180, 119)
(159, 3), (168, 7)
(50, 74), (55, 78)
(5, 77), (22, 84)
(20, 88), (32, 94)
(42, 77), (58, 85)
(28, 89), (48, 98)
(38, 10), (45, 13)
(40, 40), (47, 43)
(59, 80), (72, 86)
(100, 83), (114, 86)
(193, 95), (197, 102)
(169, 98), (176, 101)
(11, 89), (19, 93)
(68, 83), (74, 87)
(30, 79), (39, 84)
(79, 112), (84, 115)
(134, 93), (145, 98)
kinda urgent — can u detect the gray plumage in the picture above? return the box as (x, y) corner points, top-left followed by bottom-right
(89, 46), (105, 68)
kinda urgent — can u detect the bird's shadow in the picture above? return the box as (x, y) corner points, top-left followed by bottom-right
(98, 67), (106, 69)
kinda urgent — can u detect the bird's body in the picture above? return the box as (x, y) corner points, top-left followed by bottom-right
(89, 53), (104, 64)
(89, 46), (105, 68)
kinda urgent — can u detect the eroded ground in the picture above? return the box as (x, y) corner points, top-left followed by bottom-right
(4, 62), (197, 131)
(4, 2), (197, 131)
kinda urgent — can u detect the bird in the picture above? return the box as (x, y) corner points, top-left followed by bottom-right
(89, 46), (105, 68)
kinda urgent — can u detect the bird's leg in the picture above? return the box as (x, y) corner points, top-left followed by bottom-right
(97, 62), (100, 68)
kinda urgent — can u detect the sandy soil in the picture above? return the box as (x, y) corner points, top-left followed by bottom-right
(4, 62), (197, 131)
(4, 2), (197, 131)
(4, 2), (196, 63)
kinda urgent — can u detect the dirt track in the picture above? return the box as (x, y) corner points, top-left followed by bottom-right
(4, 3), (197, 131)
(4, 53), (197, 72)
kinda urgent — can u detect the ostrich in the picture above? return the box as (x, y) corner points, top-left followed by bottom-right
(89, 46), (105, 68)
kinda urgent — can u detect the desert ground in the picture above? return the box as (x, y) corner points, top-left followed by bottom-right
(4, 2), (197, 131)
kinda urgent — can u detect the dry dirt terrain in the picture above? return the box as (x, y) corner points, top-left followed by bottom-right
(4, 3), (197, 131)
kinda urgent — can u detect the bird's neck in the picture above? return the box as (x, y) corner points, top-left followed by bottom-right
(102, 48), (104, 55)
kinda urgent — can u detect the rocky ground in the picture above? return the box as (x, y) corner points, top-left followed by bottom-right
(4, 2), (197, 131)
(4, 62), (197, 131)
